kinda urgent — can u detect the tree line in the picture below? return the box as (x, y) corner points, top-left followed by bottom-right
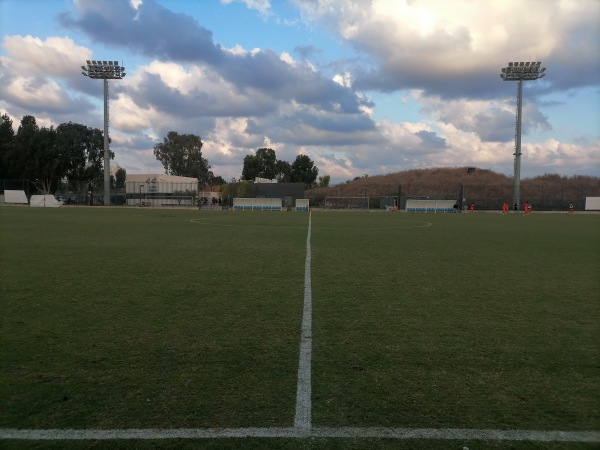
(240, 147), (329, 188)
(0, 113), (125, 195)
(154, 139), (329, 188)
(0, 112), (328, 196)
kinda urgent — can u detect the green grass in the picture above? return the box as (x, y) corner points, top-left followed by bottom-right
(1, 207), (599, 448)
(1, 208), (307, 429)
(311, 213), (599, 431)
(0, 438), (598, 450)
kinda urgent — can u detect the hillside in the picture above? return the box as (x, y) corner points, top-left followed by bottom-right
(306, 167), (600, 210)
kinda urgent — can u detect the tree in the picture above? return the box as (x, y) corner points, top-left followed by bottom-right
(291, 154), (319, 188)
(154, 131), (211, 184)
(317, 175), (331, 188)
(255, 148), (277, 179)
(27, 126), (64, 194)
(1, 114), (108, 194)
(13, 115), (39, 181)
(242, 147), (277, 181)
(241, 148), (320, 186)
(241, 154), (260, 181)
(55, 122), (106, 195)
(276, 160), (292, 182)
(0, 114), (15, 179)
(12, 116), (67, 194)
(208, 174), (226, 186)
(115, 167), (126, 191)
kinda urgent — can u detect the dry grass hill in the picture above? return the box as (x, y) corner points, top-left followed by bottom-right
(305, 167), (600, 211)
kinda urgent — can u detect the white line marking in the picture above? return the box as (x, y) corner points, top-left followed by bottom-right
(1, 427), (598, 442)
(294, 211), (312, 430)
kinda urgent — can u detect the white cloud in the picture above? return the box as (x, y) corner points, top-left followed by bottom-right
(527, 138), (600, 174)
(279, 51), (296, 66)
(111, 94), (154, 132)
(138, 60), (202, 95)
(293, 0), (600, 94)
(0, 35), (92, 121)
(221, 0), (271, 18)
(332, 72), (352, 88)
(3, 76), (66, 110)
(2, 35), (91, 78)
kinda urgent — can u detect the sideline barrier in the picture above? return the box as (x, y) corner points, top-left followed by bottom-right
(3, 190), (28, 204)
(405, 199), (456, 213)
(233, 198), (282, 211)
(585, 197), (600, 211)
(295, 199), (310, 211)
(30, 195), (62, 208)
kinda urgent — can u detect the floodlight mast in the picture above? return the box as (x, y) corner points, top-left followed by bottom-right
(81, 60), (126, 206)
(500, 61), (545, 210)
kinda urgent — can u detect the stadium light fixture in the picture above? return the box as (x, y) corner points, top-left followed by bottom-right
(500, 61), (545, 210)
(82, 60), (126, 206)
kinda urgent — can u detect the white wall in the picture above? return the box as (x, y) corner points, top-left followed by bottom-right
(3, 190), (28, 204)
(584, 197), (600, 210)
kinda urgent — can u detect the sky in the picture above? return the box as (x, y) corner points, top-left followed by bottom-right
(0, 0), (599, 184)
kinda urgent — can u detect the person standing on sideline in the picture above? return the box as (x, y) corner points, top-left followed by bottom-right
(469, 202), (475, 213)
(502, 202), (509, 214)
(523, 202), (530, 214)
(568, 203), (574, 214)
(513, 202), (518, 213)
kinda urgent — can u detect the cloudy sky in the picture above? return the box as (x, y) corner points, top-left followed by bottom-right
(1, 0), (598, 183)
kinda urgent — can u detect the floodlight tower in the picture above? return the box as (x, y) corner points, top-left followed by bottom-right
(81, 60), (126, 206)
(500, 61), (545, 209)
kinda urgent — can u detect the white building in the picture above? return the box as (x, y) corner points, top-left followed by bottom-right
(126, 174), (198, 206)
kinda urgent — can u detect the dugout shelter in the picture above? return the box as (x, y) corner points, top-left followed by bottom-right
(254, 182), (305, 209)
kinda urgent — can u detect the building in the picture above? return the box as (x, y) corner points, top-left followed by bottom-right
(126, 174), (198, 206)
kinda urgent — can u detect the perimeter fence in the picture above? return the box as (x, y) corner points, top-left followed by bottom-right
(3, 178), (598, 211)
(306, 181), (599, 211)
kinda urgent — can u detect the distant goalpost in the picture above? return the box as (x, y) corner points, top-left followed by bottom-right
(324, 197), (369, 210)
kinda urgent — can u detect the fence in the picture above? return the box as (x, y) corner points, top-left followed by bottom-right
(306, 181), (598, 211)
(0, 180), (31, 197)
(4, 178), (597, 211)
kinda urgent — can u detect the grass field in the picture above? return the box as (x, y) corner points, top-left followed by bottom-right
(1, 206), (598, 449)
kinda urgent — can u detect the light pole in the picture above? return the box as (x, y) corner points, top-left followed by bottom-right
(500, 61), (546, 209)
(81, 60), (126, 206)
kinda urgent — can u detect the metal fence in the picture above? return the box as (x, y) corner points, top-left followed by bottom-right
(3, 178), (597, 211)
(306, 182), (597, 211)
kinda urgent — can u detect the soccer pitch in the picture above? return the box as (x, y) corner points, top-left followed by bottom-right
(1, 207), (598, 449)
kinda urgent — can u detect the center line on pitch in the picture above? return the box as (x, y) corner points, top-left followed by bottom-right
(294, 211), (312, 430)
